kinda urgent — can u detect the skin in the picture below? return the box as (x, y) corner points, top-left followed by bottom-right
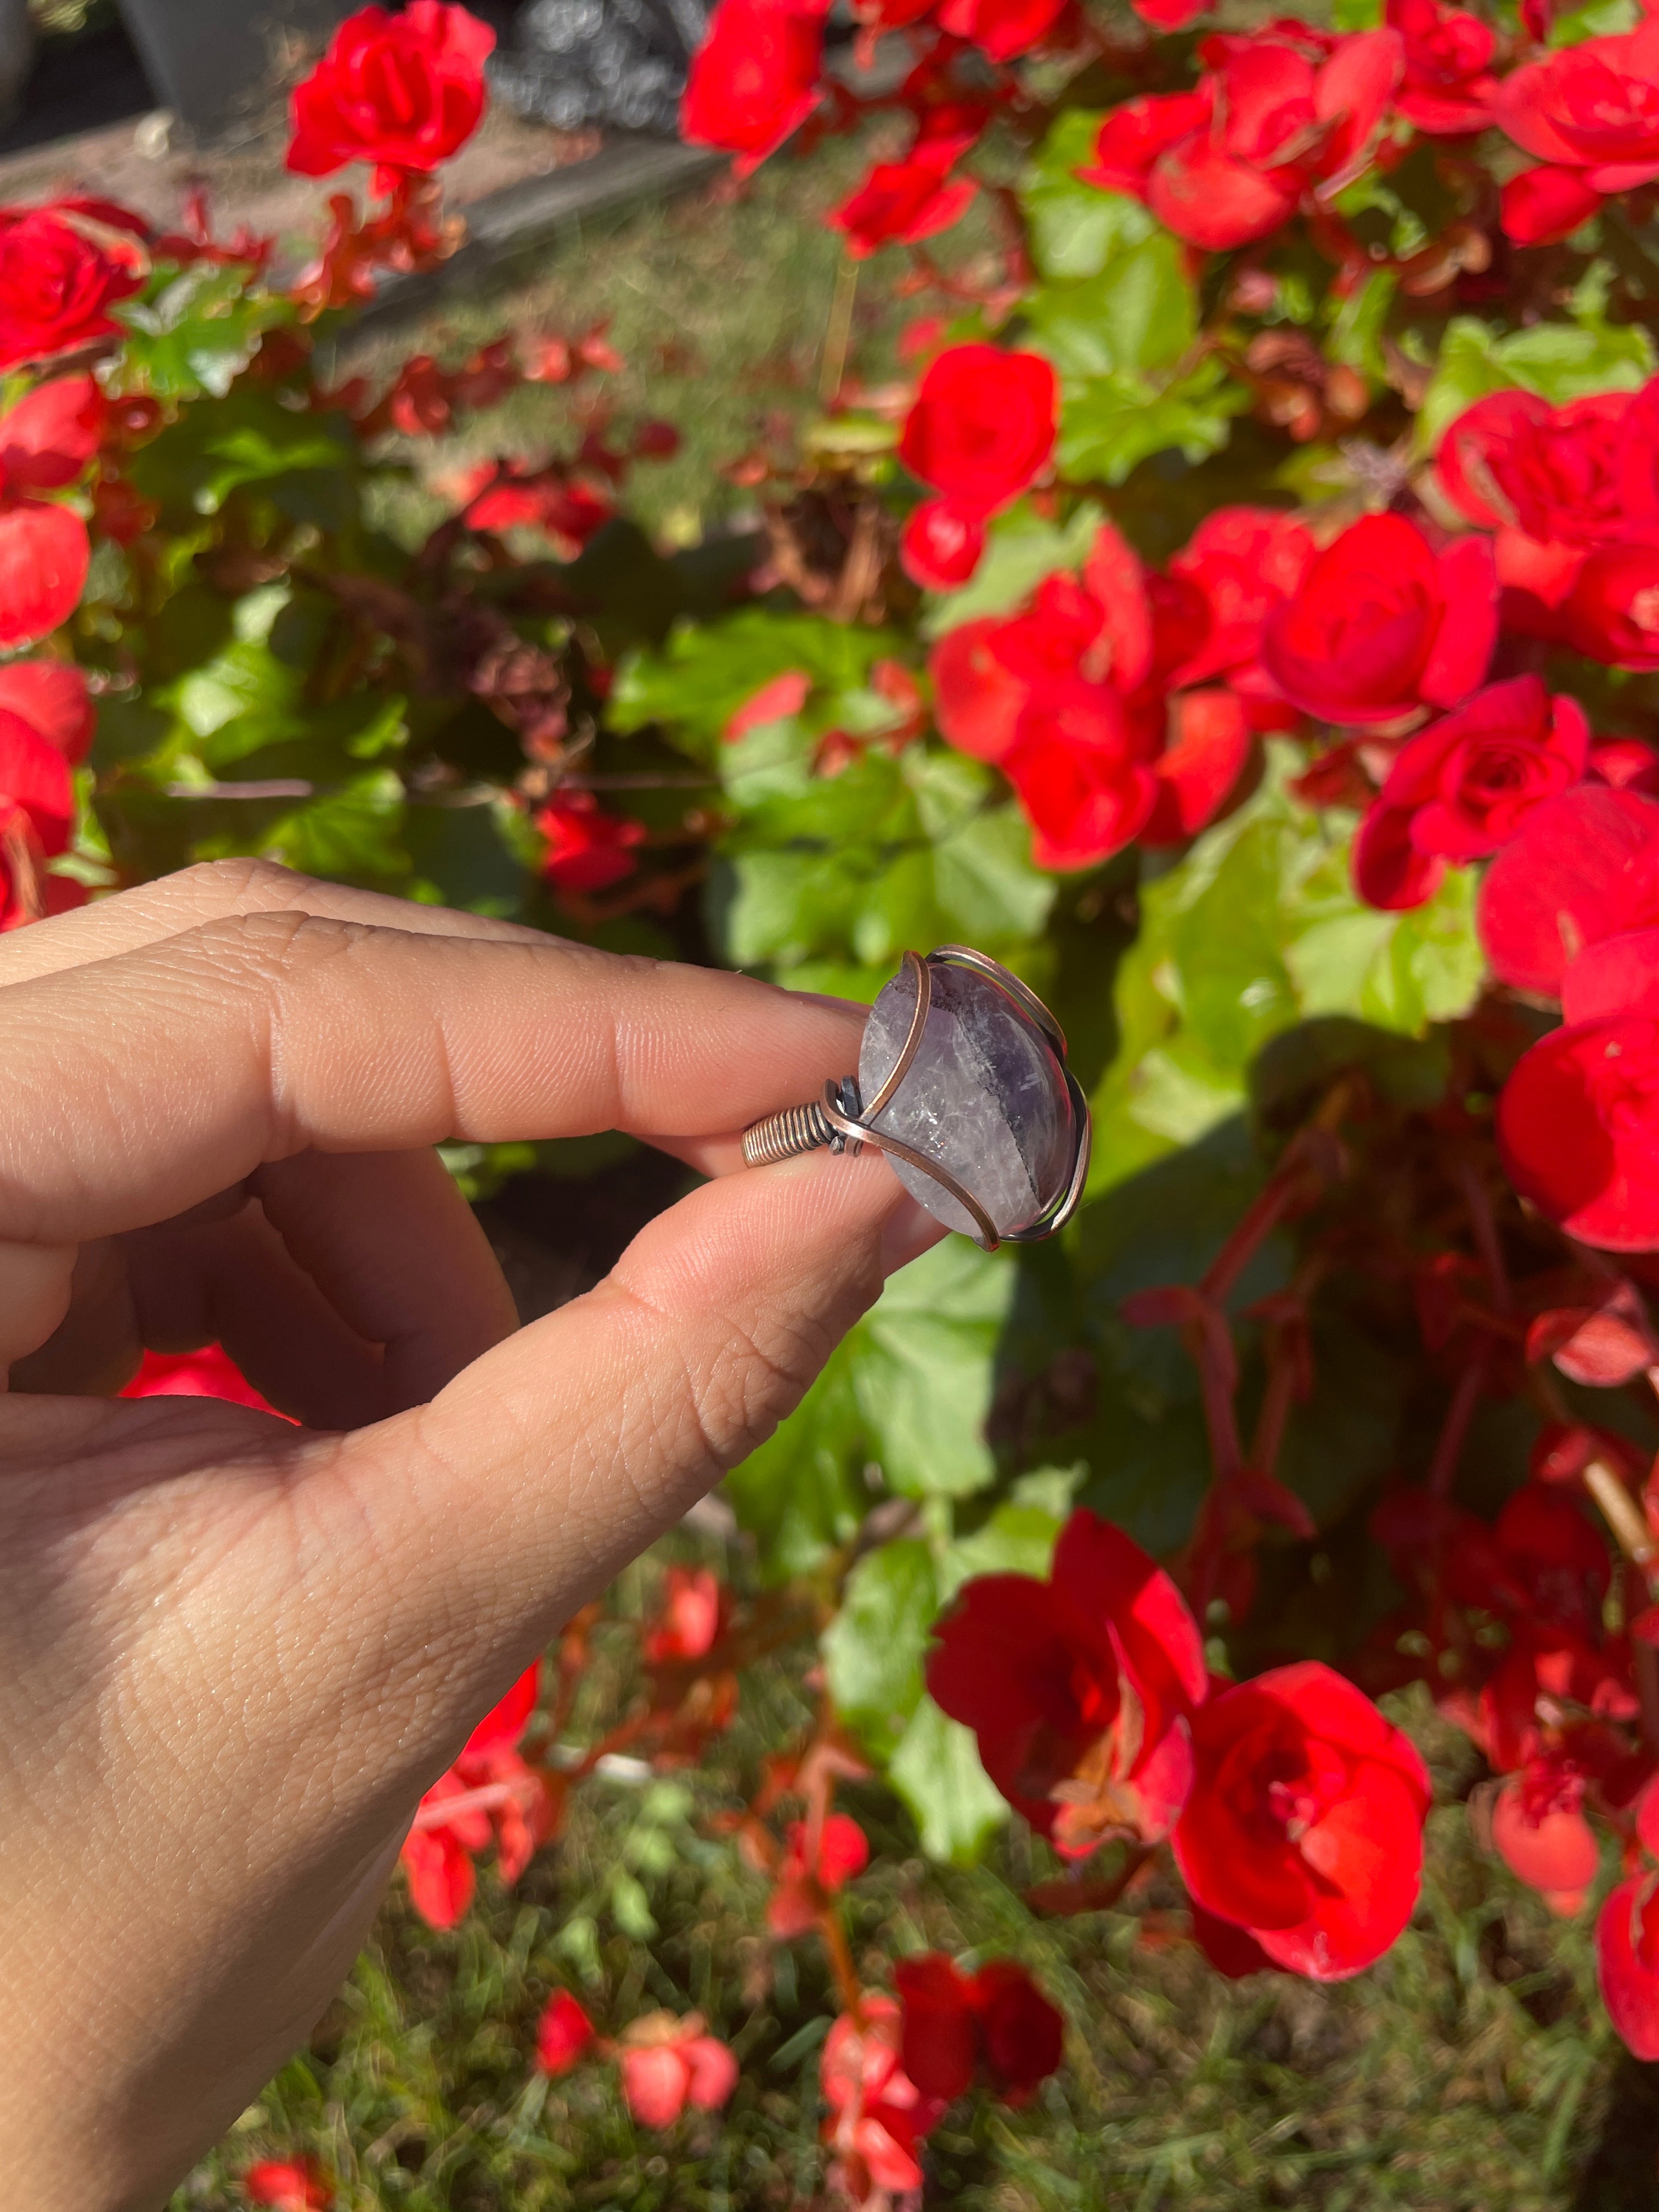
(0, 857), (941, 2212)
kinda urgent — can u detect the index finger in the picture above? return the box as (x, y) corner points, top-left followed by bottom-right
(0, 909), (869, 1246)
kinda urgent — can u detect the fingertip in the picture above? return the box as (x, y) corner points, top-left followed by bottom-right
(881, 1194), (950, 1276)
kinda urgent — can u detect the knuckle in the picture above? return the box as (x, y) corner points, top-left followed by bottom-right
(176, 855), (326, 910)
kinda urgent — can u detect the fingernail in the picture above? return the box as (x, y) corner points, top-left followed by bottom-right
(881, 1195), (947, 1276)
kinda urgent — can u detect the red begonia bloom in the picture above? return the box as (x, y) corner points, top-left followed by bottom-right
(681, 0), (826, 176)
(0, 658), (92, 763)
(287, 2), (494, 187)
(1491, 1764), (1601, 1913)
(901, 498), (986, 590)
(1166, 506), (1317, 686)
(1260, 513), (1496, 726)
(896, 1953), (1064, 2105)
(1599, 1871), (1659, 2058)
(1142, 687), (1252, 847)
(121, 1344), (283, 1413)
(0, 372), (102, 489)
(244, 2157), (332, 2210)
(400, 1661), (551, 1928)
(1526, 1269), (1659, 1383)
(0, 498), (87, 649)
(1498, 1013), (1659, 1249)
(1173, 1662), (1431, 1980)
(928, 1508), (1207, 1856)
(724, 668), (812, 740)
(0, 202), (145, 370)
(1001, 682), (1157, 872)
(934, 0), (1066, 61)
(830, 156), (977, 259)
(1079, 91), (1212, 198)
(534, 789), (647, 896)
(898, 344), (1057, 521)
(1352, 676), (1589, 911)
(1436, 388), (1635, 550)
(820, 1994), (947, 2196)
(1477, 784), (1659, 996)
(1502, 163), (1605, 244)
(617, 2012), (740, 2127)
(1495, 23), (1659, 200)
(1564, 543), (1659, 671)
(768, 1811), (869, 1936)
(1130, 0), (1205, 25)
(644, 1564), (727, 1662)
(1144, 29), (1403, 252)
(535, 1988), (596, 2075)
(929, 617), (1028, 761)
(1387, 0), (1498, 133)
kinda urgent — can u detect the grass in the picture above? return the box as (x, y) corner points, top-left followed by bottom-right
(172, 1532), (1655, 2212)
(332, 121), (1007, 551)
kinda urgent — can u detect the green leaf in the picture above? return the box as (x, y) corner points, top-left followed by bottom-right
(724, 1241), (1015, 1580)
(1057, 359), (1246, 487)
(1418, 312), (1655, 452)
(255, 769), (409, 883)
(888, 1696), (1007, 1863)
(822, 1539), (940, 1759)
(1024, 233), (1198, 381)
(116, 262), (296, 400)
(1020, 111), (1157, 283)
(849, 1238), (1016, 1499)
(1549, 0), (1638, 43)
(129, 385), (362, 527)
(609, 610), (901, 761)
(942, 1499), (1063, 1596)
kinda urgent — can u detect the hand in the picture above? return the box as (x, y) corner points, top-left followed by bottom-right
(0, 859), (939, 2212)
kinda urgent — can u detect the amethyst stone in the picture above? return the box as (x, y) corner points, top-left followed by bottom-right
(857, 961), (1076, 1239)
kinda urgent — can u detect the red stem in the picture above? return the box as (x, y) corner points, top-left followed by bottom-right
(1427, 1352), (1486, 1500)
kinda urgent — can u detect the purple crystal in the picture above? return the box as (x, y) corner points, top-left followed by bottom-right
(857, 962), (1076, 1239)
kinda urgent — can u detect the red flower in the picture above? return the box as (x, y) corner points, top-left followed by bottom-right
(1495, 22), (1659, 206)
(0, 658), (93, 764)
(0, 202), (145, 370)
(460, 460), (612, 551)
(1498, 1012), (1659, 1249)
(895, 1953), (1064, 2105)
(1142, 687), (1252, 847)
(1563, 543), (1659, 670)
(1477, 784), (1659, 997)
(767, 1811), (870, 1936)
(286, 2), (495, 188)
(1387, 0), (1498, 133)
(820, 1995), (947, 2197)
(399, 1662), (553, 1928)
(534, 789), (647, 897)
(1599, 1867), (1659, 2058)
(1436, 388), (1635, 550)
(1502, 163), (1605, 244)
(1126, 28), (1403, 252)
(681, 0), (827, 176)
(121, 1344), (282, 1413)
(928, 1508), (1207, 1857)
(934, 0), (1066, 60)
(830, 155), (977, 259)
(1166, 505), (1317, 687)
(901, 499), (985, 590)
(1353, 676), (1589, 911)
(1491, 1762), (1601, 1914)
(535, 1988), (596, 2076)
(1079, 91), (1212, 198)
(644, 1564), (728, 1662)
(899, 343), (1057, 521)
(1173, 1662), (1431, 1980)
(1001, 682), (1157, 871)
(617, 2012), (739, 2128)
(0, 372), (101, 651)
(724, 668), (812, 740)
(1260, 512), (1497, 727)
(244, 2159), (331, 2211)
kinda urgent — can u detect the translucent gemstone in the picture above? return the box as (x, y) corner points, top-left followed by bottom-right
(857, 960), (1076, 1240)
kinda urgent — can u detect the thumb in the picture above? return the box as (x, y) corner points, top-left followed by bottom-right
(331, 1148), (939, 1745)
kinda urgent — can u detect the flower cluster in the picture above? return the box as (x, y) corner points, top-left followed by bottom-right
(932, 1509), (1431, 1979)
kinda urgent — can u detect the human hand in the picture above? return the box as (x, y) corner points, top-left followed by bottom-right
(0, 860), (939, 2212)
